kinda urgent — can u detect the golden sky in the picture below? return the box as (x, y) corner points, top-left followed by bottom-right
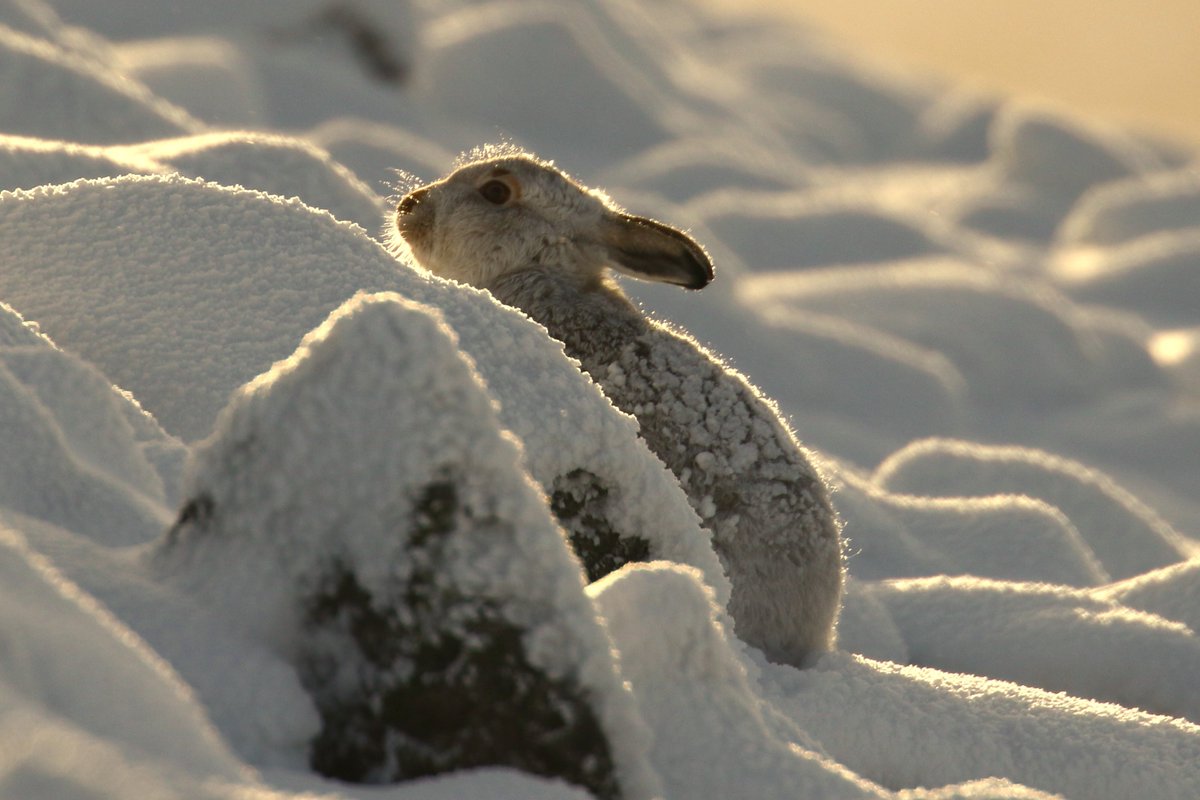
(704, 0), (1200, 151)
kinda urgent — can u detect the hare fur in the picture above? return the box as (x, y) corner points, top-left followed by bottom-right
(394, 150), (843, 665)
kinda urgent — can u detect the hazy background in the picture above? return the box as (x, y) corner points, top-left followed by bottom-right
(704, 0), (1200, 150)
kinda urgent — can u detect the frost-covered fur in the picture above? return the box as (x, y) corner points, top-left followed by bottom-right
(396, 150), (843, 665)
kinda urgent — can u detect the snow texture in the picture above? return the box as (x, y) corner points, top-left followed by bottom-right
(0, 302), (177, 545)
(874, 438), (1190, 580)
(156, 293), (663, 799)
(0, 170), (726, 599)
(123, 131), (386, 230)
(1, 0), (1200, 797)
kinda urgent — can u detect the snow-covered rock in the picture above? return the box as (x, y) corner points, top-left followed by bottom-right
(155, 293), (663, 798)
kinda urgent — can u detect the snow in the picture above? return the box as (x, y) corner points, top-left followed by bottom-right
(590, 563), (879, 800)
(0, 0), (1198, 797)
(0, 304), (175, 545)
(874, 438), (1190, 579)
(1053, 230), (1200, 327)
(123, 131), (386, 229)
(867, 576), (1200, 722)
(0, 21), (201, 143)
(830, 463), (1109, 587)
(991, 106), (1164, 202)
(764, 652), (1200, 800)
(1100, 557), (1200, 635)
(155, 292), (662, 797)
(0, 133), (161, 191)
(1057, 168), (1200, 247)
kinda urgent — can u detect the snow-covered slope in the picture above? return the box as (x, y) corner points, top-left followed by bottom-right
(1, 0), (1199, 798)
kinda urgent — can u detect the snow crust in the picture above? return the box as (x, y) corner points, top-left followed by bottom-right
(1, 0), (1199, 797)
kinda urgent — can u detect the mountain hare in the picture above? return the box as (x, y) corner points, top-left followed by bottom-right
(394, 150), (842, 665)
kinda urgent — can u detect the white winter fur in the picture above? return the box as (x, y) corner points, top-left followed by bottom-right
(395, 149), (843, 665)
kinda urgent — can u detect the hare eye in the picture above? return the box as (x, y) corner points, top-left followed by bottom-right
(478, 179), (513, 205)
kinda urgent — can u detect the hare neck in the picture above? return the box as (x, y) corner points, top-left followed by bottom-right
(487, 266), (647, 370)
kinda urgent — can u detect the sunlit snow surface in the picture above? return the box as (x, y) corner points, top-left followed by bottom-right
(1, 0), (1199, 798)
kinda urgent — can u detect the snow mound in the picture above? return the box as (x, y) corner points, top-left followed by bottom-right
(0, 133), (158, 190)
(0, 171), (725, 599)
(1099, 557), (1200, 633)
(836, 577), (910, 663)
(33, 518), (322, 773)
(600, 137), (805, 204)
(0, 0), (62, 39)
(748, 305), (969, 457)
(831, 464), (1109, 586)
(156, 293), (663, 798)
(124, 131), (385, 230)
(592, 562), (881, 800)
(0, 23), (200, 144)
(874, 438), (1190, 579)
(0, 174), (402, 440)
(765, 650), (1200, 800)
(726, 36), (932, 164)
(0, 524), (246, 788)
(1053, 231), (1200, 327)
(113, 37), (267, 127)
(742, 260), (1163, 409)
(420, 2), (671, 166)
(692, 197), (950, 271)
(1058, 168), (1200, 246)
(991, 106), (1163, 201)
(305, 116), (455, 191)
(913, 92), (998, 163)
(0, 304), (174, 545)
(867, 576), (1200, 723)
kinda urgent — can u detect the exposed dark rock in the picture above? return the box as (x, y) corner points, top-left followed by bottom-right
(551, 469), (651, 583)
(299, 477), (621, 799)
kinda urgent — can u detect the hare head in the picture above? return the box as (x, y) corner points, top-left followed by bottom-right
(395, 152), (713, 292)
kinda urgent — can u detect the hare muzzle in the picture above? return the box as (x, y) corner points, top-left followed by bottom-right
(396, 187), (434, 247)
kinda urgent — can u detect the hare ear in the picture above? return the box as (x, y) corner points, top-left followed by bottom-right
(600, 212), (714, 290)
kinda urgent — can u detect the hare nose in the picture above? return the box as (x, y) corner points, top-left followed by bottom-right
(398, 187), (429, 215)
